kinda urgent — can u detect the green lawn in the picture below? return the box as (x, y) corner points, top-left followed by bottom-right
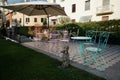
(0, 39), (105, 80)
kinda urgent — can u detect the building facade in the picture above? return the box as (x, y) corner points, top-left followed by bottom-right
(0, 0), (48, 27)
(12, 12), (47, 27)
(2, 0), (120, 27)
(48, 0), (120, 22)
(11, 0), (48, 27)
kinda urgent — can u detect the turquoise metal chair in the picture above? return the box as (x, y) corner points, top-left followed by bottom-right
(85, 31), (110, 71)
(84, 30), (97, 46)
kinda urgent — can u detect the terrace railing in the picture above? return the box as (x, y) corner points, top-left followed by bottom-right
(96, 5), (114, 15)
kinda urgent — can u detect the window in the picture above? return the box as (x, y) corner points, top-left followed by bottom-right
(103, 0), (110, 6)
(41, 18), (44, 22)
(79, 15), (92, 22)
(26, 18), (30, 22)
(19, 18), (21, 23)
(72, 4), (76, 13)
(34, 18), (37, 22)
(85, 0), (90, 11)
(61, 0), (65, 2)
(102, 16), (109, 21)
(53, 0), (56, 3)
(41, 18), (47, 22)
(43, 18), (47, 25)
(71, 19), (76, 23)
(102, 0), (110, 10)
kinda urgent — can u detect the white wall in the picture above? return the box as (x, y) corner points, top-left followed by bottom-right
(49, 0), (120, 22)
(59, 0), (81, 22)
(109, 0), (120, 20)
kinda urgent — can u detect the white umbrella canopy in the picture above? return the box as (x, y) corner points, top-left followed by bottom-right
(0, 1), (66, 16)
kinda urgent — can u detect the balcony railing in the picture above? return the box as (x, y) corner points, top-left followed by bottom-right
(96, 5), (114, 15)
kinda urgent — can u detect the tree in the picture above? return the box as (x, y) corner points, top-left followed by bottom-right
(58, 16), (70, 24)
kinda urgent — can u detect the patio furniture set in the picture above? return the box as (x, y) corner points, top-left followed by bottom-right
(71, 30), (110, 71)
(34, 30), (110, 71)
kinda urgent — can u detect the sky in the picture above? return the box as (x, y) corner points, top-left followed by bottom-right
(7, 0), (24, 4)
(7, 0), (47, 4)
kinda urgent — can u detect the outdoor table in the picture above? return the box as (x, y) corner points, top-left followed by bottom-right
(71, 36), (91, 62)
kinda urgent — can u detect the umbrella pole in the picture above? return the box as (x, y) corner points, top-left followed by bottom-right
(47, 15), (49, 29)
(23, 14), (24, 26)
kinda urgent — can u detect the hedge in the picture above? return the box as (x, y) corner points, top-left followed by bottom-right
(17, 26), (34, 38)
(0, 27), (7, 38)
(54, 19), (120, 44)
(2, 19), (119, 44)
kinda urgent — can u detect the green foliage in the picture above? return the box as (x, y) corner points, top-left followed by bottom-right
(15, 19), (120, 44)
(17, 27), (33, 38)
(17, 27), (28, 36)
(54, 23), (84, 36)
(54, 19), (120, 44)
(43, 18), (47, 25)
(0, 28), (2, 38)
(58, 16), (71, 24)
(0, 27), (6, 37)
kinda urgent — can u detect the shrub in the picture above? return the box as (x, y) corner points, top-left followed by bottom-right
(17, 27), (33, 38)
(0, 27), (6, 37)
(54, 19), (120, 44)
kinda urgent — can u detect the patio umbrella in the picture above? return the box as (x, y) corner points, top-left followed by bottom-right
(0, 1), (67, 28)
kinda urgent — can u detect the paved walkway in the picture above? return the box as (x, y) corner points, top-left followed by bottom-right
(22, 40), (120, 80)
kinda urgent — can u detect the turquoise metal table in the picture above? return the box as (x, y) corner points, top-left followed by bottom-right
(71, 36), (91, 62)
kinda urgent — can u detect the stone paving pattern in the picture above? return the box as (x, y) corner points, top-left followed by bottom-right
(22, 40), (120, 80)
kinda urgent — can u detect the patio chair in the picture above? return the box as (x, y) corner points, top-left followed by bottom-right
(62, 30), (69, 39)
(84, 30), (97, 46)
(48, 30), (61, 53)
(69, 29), (79, 39)
(60, 30), (69, 59)
(85, 31), (110, 71)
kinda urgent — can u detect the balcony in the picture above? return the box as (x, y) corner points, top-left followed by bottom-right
(96, 5), (114, 16)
